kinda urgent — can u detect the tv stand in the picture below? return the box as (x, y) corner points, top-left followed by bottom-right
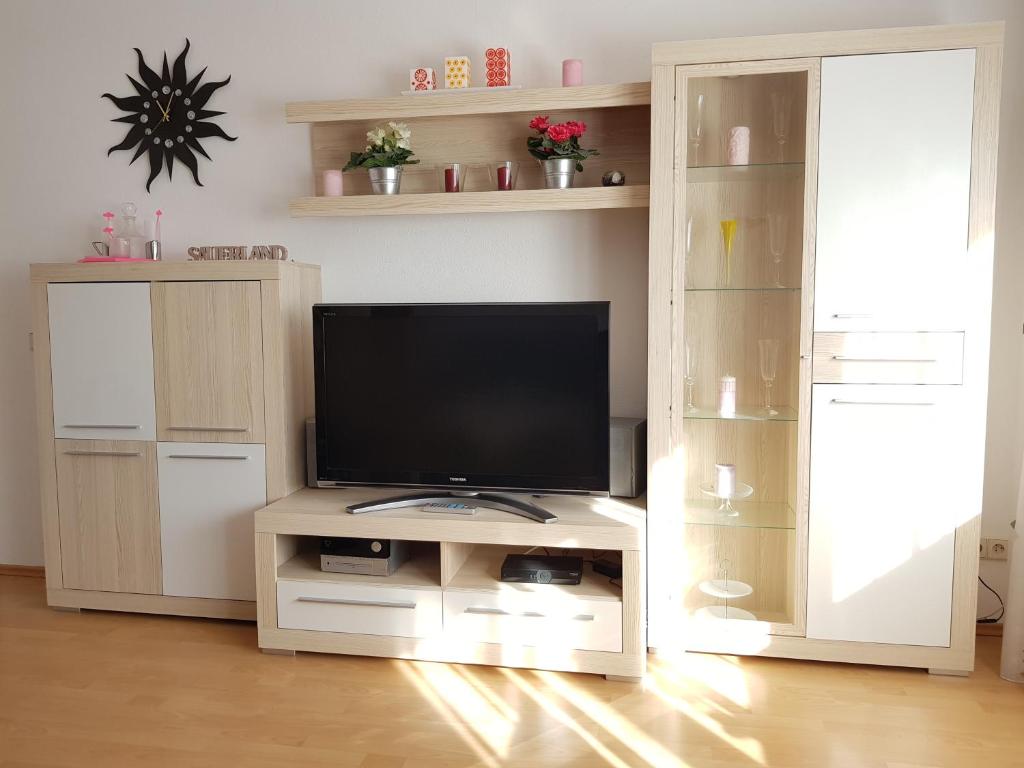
(347, 491), (558, 523)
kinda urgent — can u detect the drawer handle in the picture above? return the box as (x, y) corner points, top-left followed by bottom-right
(167, 426), (249, 432)
(831, 313), (873, 319)
(167, 454), (250, 461)
(831, 355), (937, 363)
(296, 596), (416, 610)
(830, 399), (935, 407)
(63, 424), (141, 430)
(464, 606), (595, 621)
(63, 450), (142, 457)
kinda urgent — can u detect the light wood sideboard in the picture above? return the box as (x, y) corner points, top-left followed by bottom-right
(255, 487), (646, 680)
(31, 261), (321, 619)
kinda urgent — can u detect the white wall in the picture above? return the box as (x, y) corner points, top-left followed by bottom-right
(1, 0), (1016, 616)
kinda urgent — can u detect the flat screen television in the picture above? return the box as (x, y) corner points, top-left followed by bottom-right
(313, 302), (610, 507)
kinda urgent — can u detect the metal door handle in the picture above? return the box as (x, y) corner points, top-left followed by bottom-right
(63, 450), (142, 457)
(831, 355), (936, 363)
(831, 313), (873, 319)
(167, 426), (249, 432)
(63, 424), (141, 430)
(296, 596), (416, 609)
(464, 606), (595, 621)
(830, 399), (934, 407)
(167, 454), (250, 460)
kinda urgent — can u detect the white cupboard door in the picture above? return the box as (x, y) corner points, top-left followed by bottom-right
(814, 50), (975, 331)
(48, 283), (156, 440)
(807, 385), (969, 646)
(157, 443), (266, 601)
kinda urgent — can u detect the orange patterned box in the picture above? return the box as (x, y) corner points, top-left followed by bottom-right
(485, 47), (511, 87)
(444, 56), (470, 88)
(409, 67), (436, 91)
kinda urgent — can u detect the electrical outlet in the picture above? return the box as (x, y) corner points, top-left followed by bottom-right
(988, 538), (1009, 561)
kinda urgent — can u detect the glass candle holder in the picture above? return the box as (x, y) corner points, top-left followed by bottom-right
(439, 163), (466, 193)
(488, 161), (520, 191)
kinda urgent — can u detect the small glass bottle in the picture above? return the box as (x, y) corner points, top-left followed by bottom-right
(117, 202), (147, 259)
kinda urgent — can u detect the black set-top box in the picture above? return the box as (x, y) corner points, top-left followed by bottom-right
(500, 554), (583, 585)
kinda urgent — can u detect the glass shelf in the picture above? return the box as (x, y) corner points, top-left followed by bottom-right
(684, 285), (801, 293)
(682, 405), (798, 422)
(686, 162), (805, 184)
(683, 498), (796, 530)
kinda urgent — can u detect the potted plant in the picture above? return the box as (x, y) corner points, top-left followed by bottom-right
(526, 116), (599, 189)
(344, 122), (419, 195)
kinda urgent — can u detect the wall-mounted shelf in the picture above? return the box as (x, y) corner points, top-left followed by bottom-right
(290, 186), (650, 217)
(286, 82), (650, 123)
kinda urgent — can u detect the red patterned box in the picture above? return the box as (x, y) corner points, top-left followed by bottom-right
(409, 67), (437, 91)
(484, 47), (511, 87)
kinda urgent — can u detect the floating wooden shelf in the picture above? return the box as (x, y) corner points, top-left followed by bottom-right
(289, 185), (650, 217)
(286, 82), (650, 123)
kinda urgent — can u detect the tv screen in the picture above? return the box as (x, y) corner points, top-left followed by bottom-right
(313, 302), (610, 495)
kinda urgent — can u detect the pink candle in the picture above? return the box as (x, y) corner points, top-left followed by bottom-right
(444, 167), (459, 192)
(562, 59), (583, 87)
(497, 166), (512, 191)
(322, 169), (343, 196)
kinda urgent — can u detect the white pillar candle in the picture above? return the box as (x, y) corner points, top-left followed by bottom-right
(715, 463), (737, 498)
(726, 126), (751, 165)
(719, 375), (737, 417)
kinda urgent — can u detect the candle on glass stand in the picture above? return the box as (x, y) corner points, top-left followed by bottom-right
(727, 126), (751, 165)
(562, 59), (583, 87)
(719, 375), (737, 418)
(714, 463), (737, 498)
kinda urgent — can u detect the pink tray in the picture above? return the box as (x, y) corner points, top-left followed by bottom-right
(78, 256), (155, 263)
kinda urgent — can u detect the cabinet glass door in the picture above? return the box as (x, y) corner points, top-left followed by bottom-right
(673, 61), (818, 642)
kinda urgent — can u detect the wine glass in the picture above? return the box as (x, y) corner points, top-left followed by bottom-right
(684, 342), (699, 412)
(770, 91), (793, 162)
(758, 338), (780, 416)
(766, 212), (788, 288)
(688, 93), (705, 165)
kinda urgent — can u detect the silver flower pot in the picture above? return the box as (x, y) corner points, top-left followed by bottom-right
(542, 158), (577, 189)
(368, 166), (403, 195)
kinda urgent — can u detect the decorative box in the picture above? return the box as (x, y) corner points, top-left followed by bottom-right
(485, 47), (511, 87)
(409, 67), (436, 91)
(445, 56), (471, 88)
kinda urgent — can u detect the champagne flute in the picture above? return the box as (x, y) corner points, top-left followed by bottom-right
(688, 93), (705, 166)
(758, 338), (780, 416)
(720, 219), (737, 287)
(684, 342), (699, 412)
(766, 212), (787, 288)
(770, 91), (793, 163)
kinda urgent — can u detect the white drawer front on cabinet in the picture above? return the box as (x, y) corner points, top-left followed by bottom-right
(443, 590), (622, 653)
(813, 332), (964, 385)
(807, 385), (968, 646)
(815, 50), (975, 331)
(48, 282), (156, 440)
(277, 580), (442, 638)
(157, 443), (266, 601)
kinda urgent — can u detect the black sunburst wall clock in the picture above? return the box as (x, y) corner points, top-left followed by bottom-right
(102, 39), (235, 192)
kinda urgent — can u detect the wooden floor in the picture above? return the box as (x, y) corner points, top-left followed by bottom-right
(1, 575), (1022, 768)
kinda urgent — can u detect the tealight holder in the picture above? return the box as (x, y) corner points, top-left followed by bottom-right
(439, 163), (466, 193)
(488, 161), (520, 191)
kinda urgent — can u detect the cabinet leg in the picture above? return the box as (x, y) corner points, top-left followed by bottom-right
(605, 674), (642, 683)
(52, 606), (81, 613)
(261, 647), (296, 657)
(928, 667), (969, 677)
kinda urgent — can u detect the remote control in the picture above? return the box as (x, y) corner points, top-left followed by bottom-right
(422, 501), (478, 515)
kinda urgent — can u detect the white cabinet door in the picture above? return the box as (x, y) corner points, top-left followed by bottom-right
(807, 385), (968, 646)
(814, 50), (975, 331)
(48, 283), (156, 440)
(157, 443), (266, 601)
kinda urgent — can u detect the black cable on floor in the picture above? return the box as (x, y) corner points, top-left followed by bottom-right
(977, 575), (1005, 624)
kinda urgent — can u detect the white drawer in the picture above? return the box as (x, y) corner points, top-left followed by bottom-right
(277, 579), (442, 638)
(443, 589), (622, 653)
(813, 332), (964, 384)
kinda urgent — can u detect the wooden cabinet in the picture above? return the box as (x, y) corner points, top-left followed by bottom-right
(55, 440), (160, 594)
(814, 50), (976, 332)
(157, 443), (267, 601)
(32, 261), (321, 620)
(47, 282), (156, 441)
(806, 385), (964, 646)
(648, 24), (1001, 673)
(152, 281), (266, 443)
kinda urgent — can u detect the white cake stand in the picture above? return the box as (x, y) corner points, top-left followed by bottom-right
(699, 481), (754, 516)
(695, 605), (757, 621)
